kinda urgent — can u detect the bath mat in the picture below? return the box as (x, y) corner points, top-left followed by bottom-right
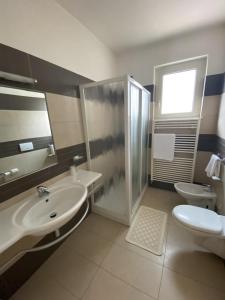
(126, 206), (167, 255)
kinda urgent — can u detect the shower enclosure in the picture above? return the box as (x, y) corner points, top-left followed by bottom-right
(80, 76), (150, 225)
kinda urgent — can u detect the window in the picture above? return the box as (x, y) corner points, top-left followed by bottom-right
(161, 70), (196, 114)
(154, 56), (207, 119)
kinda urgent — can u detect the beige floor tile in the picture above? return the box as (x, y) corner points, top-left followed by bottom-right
(114, 223), (166, 265)
(159, 267), (225, 300)
(12, 268), (77, 300)
(165, 221), (225, 292)
(80, 213), (124, 241)
(12, 186), (225, 300)
(56, 227), (113, 265)
(83, 268), (154, 300)
(37, 251), (98, 299)
(166, 219), (208, 251)
(143, 187), (181, 203)
(102, 244), (163, 298)
(141, 188), (185, 222)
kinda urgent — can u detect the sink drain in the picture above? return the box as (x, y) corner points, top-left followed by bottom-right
(50, 212), (57, 218)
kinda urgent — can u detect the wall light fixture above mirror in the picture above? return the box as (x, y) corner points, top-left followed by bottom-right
(0, 85), (57, 185)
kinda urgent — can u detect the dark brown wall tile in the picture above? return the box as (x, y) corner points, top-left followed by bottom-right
(0, 44), (31, 78)
(0, 136), (53, 158)
(29, 55), (92, 98)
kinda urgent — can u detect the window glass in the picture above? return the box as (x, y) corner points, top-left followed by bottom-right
(161, 69), (196, 114)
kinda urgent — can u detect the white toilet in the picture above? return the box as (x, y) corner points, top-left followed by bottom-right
(174, 182), (217, 210)
(172, 205), (225, 259)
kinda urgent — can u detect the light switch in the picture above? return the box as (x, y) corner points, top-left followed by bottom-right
(19, 142), (34, 152)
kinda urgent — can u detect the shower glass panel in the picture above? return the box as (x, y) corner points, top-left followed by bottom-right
(141, 90), (150, 190)
(81, 76), (150, 225)
(130, 83), (141, 209)
(82, 81), (127, 221)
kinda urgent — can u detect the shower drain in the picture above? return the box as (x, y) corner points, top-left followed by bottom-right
(50, 212), (57, 218)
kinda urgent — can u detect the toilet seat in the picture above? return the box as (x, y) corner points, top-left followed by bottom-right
(172, 205), (223, 235)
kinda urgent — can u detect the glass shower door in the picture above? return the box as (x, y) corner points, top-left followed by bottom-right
(130, 83), (150, 213)
(141, 90), (150, 191)
(81, 76), (150, 224)
(82, 80), (128, 223)
(130, 83), (141, 209)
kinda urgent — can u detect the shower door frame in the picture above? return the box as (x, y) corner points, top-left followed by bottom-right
(80, 75), (150, 225)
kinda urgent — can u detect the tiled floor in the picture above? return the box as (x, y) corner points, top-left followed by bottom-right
(12, 188), (225, 300)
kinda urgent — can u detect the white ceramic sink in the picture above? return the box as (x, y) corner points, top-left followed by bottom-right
(0, 171), (101, 255)
(12, 182), (87, 236)
(174, 182), (216, 201)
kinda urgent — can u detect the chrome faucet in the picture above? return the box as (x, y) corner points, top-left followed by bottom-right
(37, 186), (50, 197)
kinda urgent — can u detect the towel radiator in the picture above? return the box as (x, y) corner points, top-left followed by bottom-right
(151, 119), (200, 184)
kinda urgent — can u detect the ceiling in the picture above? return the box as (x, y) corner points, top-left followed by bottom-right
(56, 0), (225, 53)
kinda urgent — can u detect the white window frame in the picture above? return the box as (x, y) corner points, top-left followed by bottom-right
(153, 56), (208, 120)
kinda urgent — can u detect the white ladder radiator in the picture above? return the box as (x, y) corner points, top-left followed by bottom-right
(151, 119), (200, 184)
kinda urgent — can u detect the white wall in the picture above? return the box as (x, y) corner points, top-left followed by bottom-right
(0, 0), (117, 81)
(117, 24), (225, 85)
(1, 2), (224, 85)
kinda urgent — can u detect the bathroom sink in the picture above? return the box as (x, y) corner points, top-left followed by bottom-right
(12, 183), (87, 236)
(174, 182), (216, 200)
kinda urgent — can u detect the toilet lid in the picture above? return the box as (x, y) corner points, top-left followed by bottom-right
(172, 205), (222, 234)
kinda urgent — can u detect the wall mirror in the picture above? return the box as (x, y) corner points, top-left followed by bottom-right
(0, 85), (57, 185)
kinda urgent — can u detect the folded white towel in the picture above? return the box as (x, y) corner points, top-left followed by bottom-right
(205, 154), (221, 178)
(153, 133), (175, 161)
